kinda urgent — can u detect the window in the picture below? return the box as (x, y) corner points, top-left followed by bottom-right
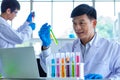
(12, 2), (30, 29)
(114, 2), (120, 39)
(32, 1), (93, 38)
(11, 1), (117, 39)
(1, 0), (118, 55)
(95, 2), (114, 39)
(33, 2), (52, 38)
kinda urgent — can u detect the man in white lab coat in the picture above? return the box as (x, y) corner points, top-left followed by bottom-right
(38, 4), (120, 80)
(0, 0), (35, 48)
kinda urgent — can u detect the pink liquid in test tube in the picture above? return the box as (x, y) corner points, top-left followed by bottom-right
(56, 58), (60, 77)
(76, 55), (80, 77)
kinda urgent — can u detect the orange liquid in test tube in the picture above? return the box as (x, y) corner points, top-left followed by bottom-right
(61, 58), (65, 77)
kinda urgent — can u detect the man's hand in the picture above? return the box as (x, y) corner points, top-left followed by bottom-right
(26, 12), (36, 30)
(26, 12), (35, 23)
(29, 23), (36, 30)
(38, 23), (51, 47)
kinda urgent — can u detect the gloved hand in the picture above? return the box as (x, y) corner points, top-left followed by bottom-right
(26, 12), (35, 23)
(85, 74), (103, 80)
(38, 23), (51, 47)
(29, 22), (36, 30)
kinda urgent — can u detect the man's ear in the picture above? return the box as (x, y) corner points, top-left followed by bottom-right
(6, 8), (11, 14)
(93, 19), (97, 28)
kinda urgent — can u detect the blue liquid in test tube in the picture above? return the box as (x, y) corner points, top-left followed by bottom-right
(51, 58), (55, 77)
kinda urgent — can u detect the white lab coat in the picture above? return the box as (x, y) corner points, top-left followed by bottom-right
(0, 16), (32, 48)
(39, 33), (120, 80)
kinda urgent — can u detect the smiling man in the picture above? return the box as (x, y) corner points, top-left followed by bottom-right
(38, 4), (120, 80)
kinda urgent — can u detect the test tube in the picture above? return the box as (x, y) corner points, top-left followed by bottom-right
(65, 52), (70, 77)
(76, 52), (80, 77)
(50, 29), (58, 45)
(72, 61), (75, 77)
(31, 11), (35, 22)
(80, 63), (84, 80)
(61, 53), (66, 78)
(51, 58), (55, 77)
(61, 58), (66, 78)
(56, 58), (60, 77)
(71, 52), (75, 77)
(56, 53), (60, 77)
(66, 57), (70, 77)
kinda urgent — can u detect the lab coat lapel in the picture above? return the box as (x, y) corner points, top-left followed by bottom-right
(84, 34), (101, 63)
(85, 45), (99, 63)
(72, 34), (101, 63)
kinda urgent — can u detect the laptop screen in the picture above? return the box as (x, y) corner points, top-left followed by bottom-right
(0, 47), (40, 78)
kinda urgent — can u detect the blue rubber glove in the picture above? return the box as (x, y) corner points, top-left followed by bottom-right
(85, 74), (103, 79)
(38, 23), (51, 47)
(26, 12), (35, 23)
(29, 23), (36, 30)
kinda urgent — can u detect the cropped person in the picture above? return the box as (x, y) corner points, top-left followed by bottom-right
(38, 4), (120, 80)
(0, 0), (35, 48)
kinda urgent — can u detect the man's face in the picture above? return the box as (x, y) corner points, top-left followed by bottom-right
(72, 14), (96, 41)
(7, 9), (18, 21)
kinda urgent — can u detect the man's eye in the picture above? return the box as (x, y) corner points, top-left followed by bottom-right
(80, 22), (85, 25)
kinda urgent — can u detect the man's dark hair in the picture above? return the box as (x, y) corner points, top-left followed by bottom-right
(71, 4), (97, 19)
(1, 0), (20, 13)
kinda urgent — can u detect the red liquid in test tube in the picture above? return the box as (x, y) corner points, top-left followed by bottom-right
(76, 55), (80, 77)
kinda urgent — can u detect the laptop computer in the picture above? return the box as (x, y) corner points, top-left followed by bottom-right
(0, 47), (40, 78)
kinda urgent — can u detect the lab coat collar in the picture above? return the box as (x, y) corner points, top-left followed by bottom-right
(78, 32), (101, 48)
(0, 16), (10, 27)
(73, 32), (101, 62)
(84, 33), (101, 62)
(78, 33), (97, 46)
(92, 32), (101, 48)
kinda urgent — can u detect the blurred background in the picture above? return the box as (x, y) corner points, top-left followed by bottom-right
(1, 0), (120, 56)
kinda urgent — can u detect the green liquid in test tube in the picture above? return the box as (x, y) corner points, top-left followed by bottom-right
(50, 29), (58, 45)
(72, 61), (75, 77)
(71, 53), (75, 77)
